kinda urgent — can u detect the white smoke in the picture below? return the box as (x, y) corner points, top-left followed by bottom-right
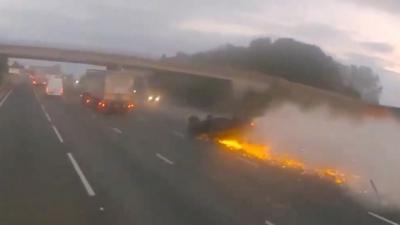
(251, 102), (400, 208)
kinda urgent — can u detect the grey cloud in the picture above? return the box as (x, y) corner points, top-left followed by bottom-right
(345, 52), (397, 73)
(0, 0), (397, 66)
(290, 23), (350, 41)
(379, 70), (400, 106)
(343, 0), (400, 14)
(360, 41), (394, 53)
(345, 52), (383, 68)
(287, 23), (354, 51)
(0, 4), (252, 57)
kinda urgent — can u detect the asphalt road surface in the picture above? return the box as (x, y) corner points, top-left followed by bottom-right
(0, 75), (399, 225)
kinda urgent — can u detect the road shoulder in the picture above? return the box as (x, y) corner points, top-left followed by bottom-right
(0, 74), (12, 100)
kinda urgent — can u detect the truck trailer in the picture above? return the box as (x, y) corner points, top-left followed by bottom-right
(80, 70), (135, 113)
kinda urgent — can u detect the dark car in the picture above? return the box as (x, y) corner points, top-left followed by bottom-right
(187, 115), (253, 139)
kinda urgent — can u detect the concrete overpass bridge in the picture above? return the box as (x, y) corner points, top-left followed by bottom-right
(3, 43), (389, 117)
(0, 43), (271, 97)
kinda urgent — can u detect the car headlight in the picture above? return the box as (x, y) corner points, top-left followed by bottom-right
(148, 96), (153, 101)
(155, 96), (160, 102)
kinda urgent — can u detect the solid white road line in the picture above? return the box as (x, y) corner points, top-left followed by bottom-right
(34, 90), (53, 123)
(112, 127), (122, 134)
(265, 219), (276, 225)
(67, 153), (96, 197)
(172, 130), (185, 139)
(368, 212), (400, 225)
(0, 89), (13, 107)
(52, 125), (64, 143)
(156, 153), (174, 165)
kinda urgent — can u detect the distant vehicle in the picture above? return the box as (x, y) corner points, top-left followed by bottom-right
(187, 115), (254, 138)
(46, 78), (63, 96)
(32, 73), (47, 86)
(29, 65), (62, 86)
(145, 93), (161, 102)
(132, 75), (162, 105)
(8, 68), (21, 75)
(73, 79), (80, 86)
(80, 70), (135, 113)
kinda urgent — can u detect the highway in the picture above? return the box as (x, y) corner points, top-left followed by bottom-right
(0, 75), (398, 225)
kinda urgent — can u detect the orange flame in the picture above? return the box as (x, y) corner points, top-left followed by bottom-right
(217, 139), (270, 160)
(217, 138), (348, 185)
(317, 168), (346, 184)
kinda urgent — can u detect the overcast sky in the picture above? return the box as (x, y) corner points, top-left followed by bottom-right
(1, 0), (400, 105)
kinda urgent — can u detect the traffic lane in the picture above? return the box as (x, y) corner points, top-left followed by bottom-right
(135, 108), (389, 224)
(86, 106), (189, 164)
(42, 91), (389, 225)
(60, 106), (352, 224)
(61, 87), (190, 144)
(38, 90), (234, 225)
(115, 128), (378, 225)
(65, 103), (273, 224)
(0, 82), (107, 225)
(93, 106), (384, 224)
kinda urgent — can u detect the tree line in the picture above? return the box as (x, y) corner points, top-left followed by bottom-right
(172, 38), (382, 103)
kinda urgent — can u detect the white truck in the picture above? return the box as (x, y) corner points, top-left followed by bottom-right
(8, 67), (20, 75)
(80, 70), (135, 113)
(46, 77), (63, 96)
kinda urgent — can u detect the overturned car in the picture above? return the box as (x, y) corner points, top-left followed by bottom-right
(187, 115), (254, 139)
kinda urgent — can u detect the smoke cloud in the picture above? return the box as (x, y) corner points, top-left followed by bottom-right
(252, 102), (400, 207)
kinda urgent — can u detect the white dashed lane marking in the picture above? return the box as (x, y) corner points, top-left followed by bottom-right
(172, 130), (185, 139)
(52, 125), (64, 143)
(265, 219), (276, 225)
(40, 104), (52, 122)
(33, 89), (63, 144)
(44, 112), (52, 122)
(112, 127), (122, 134)
(369, 212), (400, 225)
(156, 153), (174, 165)
(67, 152), (96, 197)
(0, 89), (13, 108)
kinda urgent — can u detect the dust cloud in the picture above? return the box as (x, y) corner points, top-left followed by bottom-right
(251, 102), (400, 208)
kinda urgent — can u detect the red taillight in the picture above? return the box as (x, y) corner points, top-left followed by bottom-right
(128, 103), (134, 109)
(86, 99), (91, 103)
(98, 101), (107, 108)
(32, 80), (37, 84)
